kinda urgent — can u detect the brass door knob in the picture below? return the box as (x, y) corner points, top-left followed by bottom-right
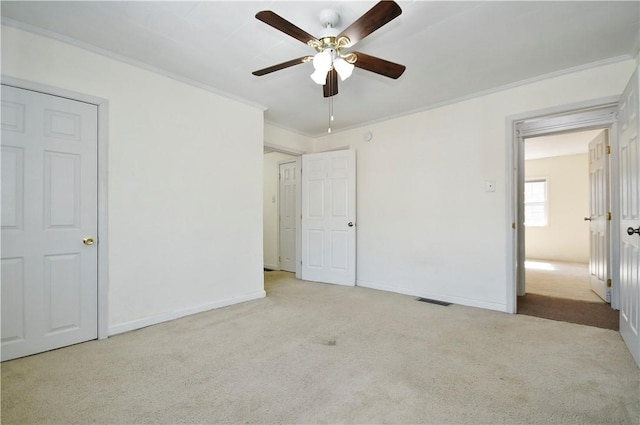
(83, 237), (94, 246)
(584, 217), (592, 221)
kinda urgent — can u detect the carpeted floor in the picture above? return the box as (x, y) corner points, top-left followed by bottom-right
(2, 271), (638, 424)
(525, 260), (603, 303)
(518, 294), (619, 330)
(521, 260), (619, 329)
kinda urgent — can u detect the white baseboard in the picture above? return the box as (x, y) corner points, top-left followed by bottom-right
(263, 263), (280, 271)
(108, 290), (266, 336)
(356, 280), (507, 313)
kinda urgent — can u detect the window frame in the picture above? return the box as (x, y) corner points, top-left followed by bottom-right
(524, 178), (548, 227)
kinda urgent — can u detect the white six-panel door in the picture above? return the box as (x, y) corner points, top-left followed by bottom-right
(279, 160), (297, 273)
(588, 130), (609, 302)
(618, 69), (640, 367)
(301, 150), (356, 286)
(1, 85), (98, 361)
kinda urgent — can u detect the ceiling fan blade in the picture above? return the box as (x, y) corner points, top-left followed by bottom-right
(323, 69), (338, 97)
(252, 56), (311, 76)
(352, 52), (406, 79)
(256, 11), (318, 45)
(338, 1), (402, 47)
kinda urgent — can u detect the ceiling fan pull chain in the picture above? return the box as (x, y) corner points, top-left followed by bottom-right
(330, 90), (334, 121)
(328, 79), (334, 133)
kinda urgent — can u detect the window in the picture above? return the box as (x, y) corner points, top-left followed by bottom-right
(525, 179), (547, 226)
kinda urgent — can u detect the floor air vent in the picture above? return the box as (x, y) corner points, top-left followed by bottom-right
(417, 298), (451, 306)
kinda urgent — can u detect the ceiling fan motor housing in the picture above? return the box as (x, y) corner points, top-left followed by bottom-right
(319, 9), (340, 29)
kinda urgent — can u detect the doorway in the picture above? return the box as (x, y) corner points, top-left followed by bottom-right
(263, 146), (301, 276)
(518, 129), (619, 329)
(263, 147), (358, 286)
(507, 70), (639, 367)
(523, 129), (608, 301)
(509, 102), (621, 315)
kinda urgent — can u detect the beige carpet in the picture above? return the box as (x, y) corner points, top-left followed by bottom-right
(525, 259), (604, 303)
(2, 271), (639, 424)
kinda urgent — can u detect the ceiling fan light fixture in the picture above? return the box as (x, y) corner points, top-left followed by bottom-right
(312, 50), (332, 72)
(311, 50), (332, 85)
(333, 57), (354, 81)
(310, 69), (328, 85)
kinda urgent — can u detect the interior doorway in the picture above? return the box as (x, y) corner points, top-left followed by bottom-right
(519, 129), (620, 329)
(522, 129), (608, 303)
(511, 103), (621, 328)
(263, 145), (301, 276)
(263, 146), (357, 286)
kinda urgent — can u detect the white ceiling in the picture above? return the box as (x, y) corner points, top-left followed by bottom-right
(2, 1), (638, 137)
(524, 129), (604, 161)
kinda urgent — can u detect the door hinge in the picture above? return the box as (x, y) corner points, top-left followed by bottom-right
(607, 278), (612, 288)
(512, 222), (516, 230)
(279, 256), (281, 262)
(606, 145), (611, 155)
(607, 212), (612, 221)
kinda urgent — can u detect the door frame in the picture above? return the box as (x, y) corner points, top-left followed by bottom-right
(264, 143), (303, 279)
(506, 96), (620, 314)
(2, 76), (110, 339)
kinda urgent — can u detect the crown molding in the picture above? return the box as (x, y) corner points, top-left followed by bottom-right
(313, 55), (633, 139)
(1, 18), (267, 112)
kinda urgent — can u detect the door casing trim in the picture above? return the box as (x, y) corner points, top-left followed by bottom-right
(505, 96), (619, 314)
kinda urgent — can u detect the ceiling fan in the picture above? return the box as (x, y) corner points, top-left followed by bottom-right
(252, 1), (406, 98)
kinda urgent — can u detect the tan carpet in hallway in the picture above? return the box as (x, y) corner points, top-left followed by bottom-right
(2, 271), (638, 424)
(525, 259), (604, 302)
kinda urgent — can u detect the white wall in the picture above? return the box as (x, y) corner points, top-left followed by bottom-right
(312, 60), (635, 312)
(2, 25), (266, 333)
(525, 154), (590, 263)
(263, 151), (296, 269)
(264, 123), (313, 154)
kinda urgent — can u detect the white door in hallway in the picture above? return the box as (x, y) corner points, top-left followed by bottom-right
(1, 85), (98, 361)
(618, 69), (640, 367)
(279, 160), (297, 272)
(301, 150), (356, 286)
(588, 130), (609, 302)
